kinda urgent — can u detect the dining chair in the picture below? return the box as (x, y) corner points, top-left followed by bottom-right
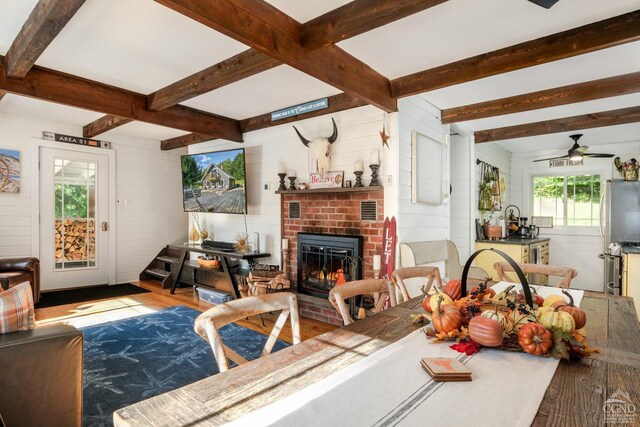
(391, 266), (443, 305)
(328, 279), (393, 325)
(493, 262), (578, 288)
(194, 292), (301, 373)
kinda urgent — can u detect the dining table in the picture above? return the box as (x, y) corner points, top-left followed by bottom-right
(113, 288), (640, 426)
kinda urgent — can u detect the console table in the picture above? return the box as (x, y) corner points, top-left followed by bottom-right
(168, 243), (270, 298)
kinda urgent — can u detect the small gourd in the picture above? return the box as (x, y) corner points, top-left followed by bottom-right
(429, 292), (453, 312)
(443, 279), (462, 301)
(468, 316), (504, 347)
(517, 323), (553, 356)
(538, 308), (575, 334)
(480, 303), (508, 328)
(542, 294), (566, 308)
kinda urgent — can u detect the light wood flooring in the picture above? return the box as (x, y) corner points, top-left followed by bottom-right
(35, 280), (338, 343)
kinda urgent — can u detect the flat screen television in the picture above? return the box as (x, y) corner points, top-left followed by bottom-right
(181, 148), (247, 214)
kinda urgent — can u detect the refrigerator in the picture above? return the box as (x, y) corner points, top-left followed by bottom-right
(600, 180), (640, 294)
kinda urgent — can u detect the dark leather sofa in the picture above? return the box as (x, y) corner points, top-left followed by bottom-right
(0, 257), (41, 303)
(0, 276), (83, 427)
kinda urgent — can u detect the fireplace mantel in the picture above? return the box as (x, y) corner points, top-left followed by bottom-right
(276, 187), (382, 195)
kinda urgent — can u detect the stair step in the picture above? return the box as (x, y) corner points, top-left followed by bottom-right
(145, 268), (171, 279)
(156, 256), (179, 263)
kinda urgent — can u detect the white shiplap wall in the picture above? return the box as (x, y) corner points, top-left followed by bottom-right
(0, 111), (186, 285)
(510, 139), (640, 292)
(396, 97), (449, 244)
(189, 105), (387, 266)
(449, 135), (474, 260)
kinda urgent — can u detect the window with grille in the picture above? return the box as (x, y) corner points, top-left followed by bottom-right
(531, 174), (601, 226)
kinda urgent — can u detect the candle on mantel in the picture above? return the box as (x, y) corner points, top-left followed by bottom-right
(287, 170), (296, 177)
(370, 150), (380, 166)
(355, 160), (364, 172)
(373, 254), (381, 271)
(278, 163), (286, 174)
(282, 238), (289, 250)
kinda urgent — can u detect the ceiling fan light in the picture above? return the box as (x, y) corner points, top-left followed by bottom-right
(569, 153), (582, 161)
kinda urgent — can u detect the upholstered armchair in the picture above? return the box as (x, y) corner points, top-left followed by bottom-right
(0, 257), (40, 303)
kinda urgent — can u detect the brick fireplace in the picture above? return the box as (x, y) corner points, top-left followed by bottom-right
(280, 188), (384, 324)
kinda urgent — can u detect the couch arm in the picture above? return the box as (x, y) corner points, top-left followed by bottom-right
(0, 325), (83, 427)
(0, 275), (7, 291)
(0, 257), (39, 272)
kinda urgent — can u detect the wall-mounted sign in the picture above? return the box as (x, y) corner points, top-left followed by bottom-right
(42, 132), (111, 149)
(308, 171), (344, 189)
(549, 159), (583, 167)
(271, 98), (328, 121)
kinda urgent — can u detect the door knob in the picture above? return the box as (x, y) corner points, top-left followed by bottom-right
(101, 221), (108, 231)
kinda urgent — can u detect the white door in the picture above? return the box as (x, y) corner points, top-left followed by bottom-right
(39, 147), (110, 289)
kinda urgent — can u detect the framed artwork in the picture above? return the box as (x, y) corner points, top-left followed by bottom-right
(411, 131), (444, 205)
(0, 149), (20, 193)
(531, 216), (554, 228)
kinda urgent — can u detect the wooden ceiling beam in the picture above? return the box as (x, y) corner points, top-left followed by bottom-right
(474, 105), (640, 143)
(4, 0), (86, 79)
(161, 92), (367, 150)
(154, 0), (396, 112)
(392, 10), (640, 98)
(83, 115), (133, 138)
(443, 72), (640, 124)
(0, 58), (243, 142)
(147, 49), (280, 111)
(300, 0), (448, 50)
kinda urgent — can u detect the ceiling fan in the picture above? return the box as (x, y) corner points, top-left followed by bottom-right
(533, 134), (615, 162)
(528, 0), (560, 8)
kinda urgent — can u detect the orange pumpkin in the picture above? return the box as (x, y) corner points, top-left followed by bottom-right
(468, 316), (503, 347)
(555, 290), (587, 329)
(443, 279), (462, 301)
(517, 323), (553, 356)
(422, 294), (434, 313)
(431, 296), (463, 334)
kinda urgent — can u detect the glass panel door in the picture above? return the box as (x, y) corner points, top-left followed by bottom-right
(54, 158), (97, 270)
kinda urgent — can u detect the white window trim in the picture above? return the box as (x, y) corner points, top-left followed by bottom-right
(525, 165), (608, 231)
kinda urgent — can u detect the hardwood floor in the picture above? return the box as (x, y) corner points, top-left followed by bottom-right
(35, 281), (338, 343)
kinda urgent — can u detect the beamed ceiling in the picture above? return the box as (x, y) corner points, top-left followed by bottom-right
(0, 0), (639, 152)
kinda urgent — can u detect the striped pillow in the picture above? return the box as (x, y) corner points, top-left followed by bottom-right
(0, 282), (35, 334)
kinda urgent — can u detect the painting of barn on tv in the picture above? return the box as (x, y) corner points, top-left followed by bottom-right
(181, 148), (246, 214)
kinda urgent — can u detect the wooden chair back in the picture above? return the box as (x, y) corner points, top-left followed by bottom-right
(391, 267), (443, 305)
(328, 279), (392, 325)
(493, 262), (578, 289)
(194, 292), (301, 373)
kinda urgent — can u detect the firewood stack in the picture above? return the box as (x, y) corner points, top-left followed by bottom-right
(55, 219), (95, 261)
(246, 270), (290, 296)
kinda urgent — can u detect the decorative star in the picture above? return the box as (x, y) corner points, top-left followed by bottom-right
(380, 125), (390, 149)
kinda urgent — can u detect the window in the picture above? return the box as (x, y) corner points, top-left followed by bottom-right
(532, 174), (601, 226)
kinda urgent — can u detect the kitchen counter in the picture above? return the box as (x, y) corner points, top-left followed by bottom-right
(475, 237), (550, 245)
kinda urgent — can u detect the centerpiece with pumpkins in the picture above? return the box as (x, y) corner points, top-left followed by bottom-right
(416, 249), (595, 359)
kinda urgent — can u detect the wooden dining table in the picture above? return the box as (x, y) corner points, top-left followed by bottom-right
(114, 291), (640, 426)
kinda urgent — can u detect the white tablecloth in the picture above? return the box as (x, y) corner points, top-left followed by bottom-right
(229, 285), (584, 427)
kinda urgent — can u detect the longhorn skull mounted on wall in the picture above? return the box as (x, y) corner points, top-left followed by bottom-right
(293, 118), (338, 178)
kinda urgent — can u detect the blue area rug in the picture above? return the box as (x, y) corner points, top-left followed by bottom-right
(81, 305), (289, 427)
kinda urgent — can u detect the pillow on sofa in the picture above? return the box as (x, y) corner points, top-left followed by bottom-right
(0, 281), (35, 334)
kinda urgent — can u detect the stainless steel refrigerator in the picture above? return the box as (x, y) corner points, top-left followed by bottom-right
(600, 180), (640, 294)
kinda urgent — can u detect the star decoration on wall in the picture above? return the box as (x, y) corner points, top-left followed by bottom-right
(380, 125), (390, 149)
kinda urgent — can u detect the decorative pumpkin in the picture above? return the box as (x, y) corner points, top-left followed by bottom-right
(480, 304), (508, 328)
(422, 294), (434, 313)
(517, 323), (553, 356)
(431, 296), (464, 334)
(542, 294), (566, 308)
(468, 316), (504, 347)
(455, 297), (482, 324)
(555, 290), (587, 329)
(538, 309), (575, 334)
(429, 292), (453, 312)
(443, 279), (462, 301)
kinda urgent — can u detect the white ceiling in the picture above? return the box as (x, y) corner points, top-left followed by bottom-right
(0, 0), (638, 147)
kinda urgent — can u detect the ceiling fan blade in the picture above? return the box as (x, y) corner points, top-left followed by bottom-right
(533, 155), (569, 162)
(528, 0), (560, 8)
(584, 153), (615, 158)
(575, 145), (589, 154)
